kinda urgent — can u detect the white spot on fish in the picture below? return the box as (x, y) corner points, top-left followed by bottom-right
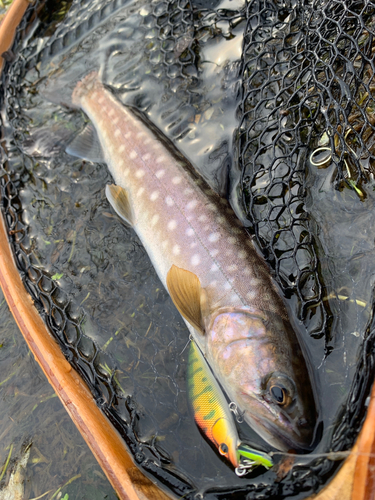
(137, 132), (145, 138)
(207, 204), (216, 212)
(186, 228), (194, 236)
(209, 280), (217, 287)
(190, 242), (197, 249)
(114, 129), (121, 138)
(144, 137), (152, 145)
(198, 215), (208, 222)
(208, 233), (220, 243)
(165, 196), (174, 207)
(119, 145), (125, 153)
(98, 96), (104, 104)
(168, 220), (177, 230)
(244, 268), (251, 276)
(227, 265), (238, 273)
(123, 169), (130, 177)
(216, 216), (225, 224)
(142, 153), (151, 161)
(136, 170), (145, 178)
(238, 250), (247, 259)
(211, 249), (219, 257)
(172, 244), (181, 255)
(210, 264), (219, 272)
(129, 150), (137, 160)
(118, 159), (124, 168)
(184, 188), (194, 195)
(113, 117), (119, 125)
(172, 176), (182, 185)
(246, 291), (256, 300)
(125, 132), (131, 139)
(92, 92), (98, 100)
(191, 254), (201, 266)
(204, 225), (210, 232)
(156, 156), (166, 164)
(162, 241), (168, 250)
(226, 249), (233, 256)
(150, 191), (159, 201)
(137, 187), (145, 197)
(151, 214), (159, 226)
(187, 200), (197, 210)
(228, 237), (236, 244)
(156, 170), (165, 179)
(109, 109), (115, 117)
(224, 282), (232, 290)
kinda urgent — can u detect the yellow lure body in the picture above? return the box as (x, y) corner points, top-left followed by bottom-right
(187, 339), (273, 473)
(187, 339), (239, 467)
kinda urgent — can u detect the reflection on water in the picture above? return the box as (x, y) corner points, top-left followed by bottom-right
(0, 289), (117, 499)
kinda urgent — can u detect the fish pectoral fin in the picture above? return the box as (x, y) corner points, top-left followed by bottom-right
(66, 123), (105, 163)
(166, 265), (204, 334)
(106, 184), (134, 227)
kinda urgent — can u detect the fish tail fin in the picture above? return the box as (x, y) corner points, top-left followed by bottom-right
(41, 65), (102, 109)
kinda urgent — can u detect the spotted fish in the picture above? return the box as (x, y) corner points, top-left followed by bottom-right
(187, 338), (273, 473)
(67, 71), (317, 452)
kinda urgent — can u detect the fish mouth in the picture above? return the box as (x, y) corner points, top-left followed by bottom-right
(244, 396), (315, 453)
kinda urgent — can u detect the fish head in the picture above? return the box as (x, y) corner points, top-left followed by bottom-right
(206, 309), (317, 452)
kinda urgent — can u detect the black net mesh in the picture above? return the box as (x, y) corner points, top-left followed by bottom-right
(238, 0), (375, 346)
(2, 0), (375, 499)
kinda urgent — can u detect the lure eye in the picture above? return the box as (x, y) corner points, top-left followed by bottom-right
(219, 443), (229, 456)
(270, 385), (288, 405)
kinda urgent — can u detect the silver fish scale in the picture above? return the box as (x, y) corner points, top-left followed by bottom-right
(2, 0), (375, 499)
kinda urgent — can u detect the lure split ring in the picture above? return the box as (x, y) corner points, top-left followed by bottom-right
(229, 402), (244, 424)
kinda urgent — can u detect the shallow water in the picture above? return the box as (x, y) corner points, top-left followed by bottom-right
(0, 288), (118, 499)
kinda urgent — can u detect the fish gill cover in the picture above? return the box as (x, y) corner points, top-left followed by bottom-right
(1, 0), (375, 498)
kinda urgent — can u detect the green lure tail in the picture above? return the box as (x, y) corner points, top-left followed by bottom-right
(236, 444), (273, 471)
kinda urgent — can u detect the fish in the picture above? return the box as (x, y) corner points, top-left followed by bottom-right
(66, 70), (317, 452)
(187, 338), (273, 474)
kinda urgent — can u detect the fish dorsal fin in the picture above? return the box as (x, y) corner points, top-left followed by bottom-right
(166, 265), (204, 334)
(66, 123), (105, 163)
(106, 184), (134, 227)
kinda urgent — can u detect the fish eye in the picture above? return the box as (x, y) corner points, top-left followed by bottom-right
(219, 443), (229, 456)
(265, 373), (295, 407)
(270, 385), (288, 405)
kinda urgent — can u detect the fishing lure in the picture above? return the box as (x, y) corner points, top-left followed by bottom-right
(187, 339), (273, 475)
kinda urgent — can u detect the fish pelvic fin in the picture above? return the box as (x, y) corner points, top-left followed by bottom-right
(106, 184), (134, 227)
(66, 123), (105, 163)
(166, 265), (204, 334)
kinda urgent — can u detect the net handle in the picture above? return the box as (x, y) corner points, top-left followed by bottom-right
(0, 0), (29, 75)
